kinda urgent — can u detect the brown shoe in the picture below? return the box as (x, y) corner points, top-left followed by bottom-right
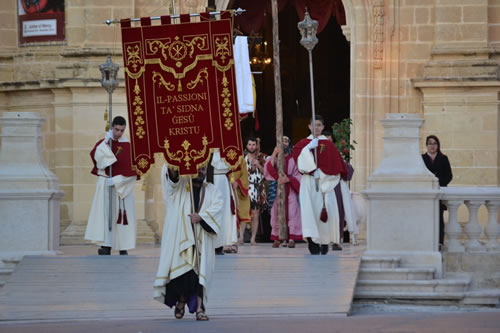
(272, 240), (280, 248)
(332, 243), (343, 251)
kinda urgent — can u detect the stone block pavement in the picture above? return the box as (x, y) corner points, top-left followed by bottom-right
(1, 243), (500, 332)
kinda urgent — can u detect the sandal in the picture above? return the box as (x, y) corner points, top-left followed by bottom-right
(196, 310), (209, 321)
(174, 301), (185, 319)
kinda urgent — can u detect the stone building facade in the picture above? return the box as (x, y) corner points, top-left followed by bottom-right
(0, 0), (498, 243)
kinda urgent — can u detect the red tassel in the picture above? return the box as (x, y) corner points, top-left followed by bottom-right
(230, 196), (236, 214)
(320, 196), (328, 223)
(123, 209), (128, 225)
(320, 207), (328, 223)
(116, 209), (122, 224)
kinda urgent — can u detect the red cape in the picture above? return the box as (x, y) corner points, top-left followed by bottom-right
(90, 139), (138, 178)
(292, 138), (347, 177)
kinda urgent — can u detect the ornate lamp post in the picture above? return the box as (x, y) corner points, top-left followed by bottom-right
(298, 9), (319, 190)
(99, 55), (120, 231)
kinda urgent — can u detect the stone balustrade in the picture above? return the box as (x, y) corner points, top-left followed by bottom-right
(442, 187), (500, 253)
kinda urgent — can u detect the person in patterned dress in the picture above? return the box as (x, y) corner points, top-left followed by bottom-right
(243, 137), (268, 245)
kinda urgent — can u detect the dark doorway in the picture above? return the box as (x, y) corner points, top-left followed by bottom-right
(234, 3), (350, 155)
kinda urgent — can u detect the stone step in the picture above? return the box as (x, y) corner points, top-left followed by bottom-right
(2, 257), (22, 264)
(463, 289), (500, 306)
(354, 290), (465, 301)
(0, 268), (14, 277)
(1, 257), (22, 269)
(359, 267), (436, 280)
(136, 219), (156, 245)
(361, 256), (401, 269)
(356, 279), (470, 293)
(355, 289), (500, 307)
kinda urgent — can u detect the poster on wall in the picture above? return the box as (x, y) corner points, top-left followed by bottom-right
(18, 0), (65, 45)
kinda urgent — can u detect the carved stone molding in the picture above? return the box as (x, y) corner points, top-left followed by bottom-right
(341, 25), (351, 42)
(372, 0), (384, 69)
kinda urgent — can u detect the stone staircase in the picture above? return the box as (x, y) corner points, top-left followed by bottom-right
(0, 256), (22, 290)
(354, 256), (500, 306)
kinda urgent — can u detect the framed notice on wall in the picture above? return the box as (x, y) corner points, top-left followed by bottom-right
(18, 0), (65, 45)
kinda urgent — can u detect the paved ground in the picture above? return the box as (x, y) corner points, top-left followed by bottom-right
(1, 243), (500, 332)
(0, 243), (361, 320)
(1, 310), (500, 333)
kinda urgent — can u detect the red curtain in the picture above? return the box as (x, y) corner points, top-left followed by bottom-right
(234, 0), (345, 34)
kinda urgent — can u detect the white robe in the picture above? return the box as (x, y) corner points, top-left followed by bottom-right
(234, 36), (254, 114)
(297, 135), (341, 245)
(340, 179), (358, 235)
(84, 139), (137, 251)
(153, 164), (223, 304)
(211, 151), (238, 248)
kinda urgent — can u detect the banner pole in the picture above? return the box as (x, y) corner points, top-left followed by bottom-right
(189, 177), (200, 272)
(99, 55), (119, 232)
(105, 8), (246, 25)
(108, 91), (113, 232)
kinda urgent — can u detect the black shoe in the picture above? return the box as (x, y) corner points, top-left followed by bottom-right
(332, 243), (343, 251)
(307, 238), (320, 255)
(98, 246), (111, 255)
(320, 244), (329, 255)
(119, 250), (128, 255)
(215, 247), (224, 255)
(343, 230), (350, 243)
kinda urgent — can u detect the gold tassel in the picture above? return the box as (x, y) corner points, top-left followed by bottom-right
(104, 107), (109, 131)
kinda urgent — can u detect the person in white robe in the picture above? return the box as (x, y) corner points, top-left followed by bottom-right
(211, 150), (238, 254)
(153, 163), (223, 321)
(85, 116), (137, 255)
(292, 116), (347, 255)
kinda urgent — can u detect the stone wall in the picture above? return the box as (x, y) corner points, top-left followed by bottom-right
(445, 252), (500, 289)
(0, 0), (498, 242)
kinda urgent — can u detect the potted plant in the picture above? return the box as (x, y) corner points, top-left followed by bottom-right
(331, 118), (356, 163)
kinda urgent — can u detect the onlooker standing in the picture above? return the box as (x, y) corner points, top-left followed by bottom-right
(422, 135), (453, 246)
(264, 136), (302, 248)
(227, 160), (251, 247)
(324, 129), (356, 250)
(245, 137), (267, 245)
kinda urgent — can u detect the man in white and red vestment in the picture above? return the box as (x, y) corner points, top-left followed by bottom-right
(211, 150), (238, 254)
(264, 137), (302, 248)
(84, 116), (138, 255)
(153, 164), (223, 321)
(292, 116), (347, 255)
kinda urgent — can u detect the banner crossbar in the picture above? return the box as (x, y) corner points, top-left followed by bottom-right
(105, 8), (245, 25)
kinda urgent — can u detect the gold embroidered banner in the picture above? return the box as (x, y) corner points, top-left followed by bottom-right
(120, 12), (243, 176)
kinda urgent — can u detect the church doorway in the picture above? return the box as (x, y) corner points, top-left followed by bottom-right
(232, 1), (350, 154)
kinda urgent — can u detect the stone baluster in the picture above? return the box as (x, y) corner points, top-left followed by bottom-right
(443, 200), (465, 253)
(464, 200), (486, 252)
(484, 200), (500, 251)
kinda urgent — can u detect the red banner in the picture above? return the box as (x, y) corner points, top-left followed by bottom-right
(121, 12), (243, 176)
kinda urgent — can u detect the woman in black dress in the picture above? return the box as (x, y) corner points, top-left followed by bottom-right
(422, 135), (453, 246)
